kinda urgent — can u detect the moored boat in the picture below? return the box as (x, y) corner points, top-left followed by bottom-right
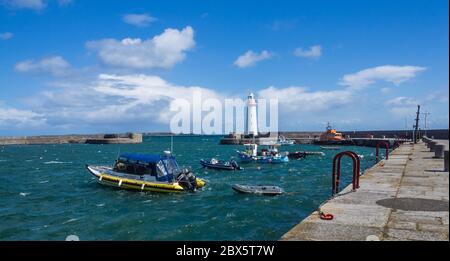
(200, 158), (243, 170)
(232, 184), (284, 196)
(277, 135), (295, 145)
(286, 151), (306, 159)
(320, 146), (341, 150)
(237, 143), (289, 163)
(86, 152), (205, 193)
(319, 122), (345, 142)
(303, 151), (326, 156)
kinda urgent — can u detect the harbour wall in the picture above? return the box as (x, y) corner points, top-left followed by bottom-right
(219, 129), (448, 145)
(0, 133), (143, 145)
(281, 129), (448, 140)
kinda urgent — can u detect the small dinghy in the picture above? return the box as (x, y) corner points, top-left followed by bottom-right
(303, 151), (326, 156)
(232, 184), (284, 196)
(287, 151), (306, 160)
(200, 158), (242, 170)
(320, 146), (340, 150)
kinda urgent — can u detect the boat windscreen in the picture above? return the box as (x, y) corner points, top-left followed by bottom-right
(163, 158), (179, 175)
(156, 161), (168, 178)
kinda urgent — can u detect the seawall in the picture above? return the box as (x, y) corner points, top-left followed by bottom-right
(0, 133), (143, 145)
(219, 129), (448, 145)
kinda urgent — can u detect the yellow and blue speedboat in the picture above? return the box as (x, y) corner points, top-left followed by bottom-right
(86, 152), (205, 193)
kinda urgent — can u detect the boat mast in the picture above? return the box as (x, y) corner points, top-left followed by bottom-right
(114, 133), (121, 168)
(170, 134), (174, 154)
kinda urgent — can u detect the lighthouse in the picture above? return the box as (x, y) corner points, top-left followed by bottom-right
(246, 93), (258, 136)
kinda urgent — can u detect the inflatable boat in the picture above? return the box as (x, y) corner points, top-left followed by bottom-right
(200, 158), (242, 170)
(232, 184), (284, 196)
(86, 152), (205, 193)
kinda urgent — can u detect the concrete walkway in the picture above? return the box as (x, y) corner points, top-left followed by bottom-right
(281, 142), (449, 241)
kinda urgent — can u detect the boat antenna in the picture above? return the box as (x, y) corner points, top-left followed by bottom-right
(113, 133), (121, 168)
(117, 133), (121, 159)
(171, 134), (174, 154)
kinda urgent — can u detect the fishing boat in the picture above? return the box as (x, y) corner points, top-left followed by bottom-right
(277, 135), (295, 145)
(320, 146), (341, 150)
(200, 158), (243, 170)
(86, 152), (206, 193)
(237, 143), (289, 163)
(232, 184), (284, 196)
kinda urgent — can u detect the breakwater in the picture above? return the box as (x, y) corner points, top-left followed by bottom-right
(219, 129), (448, 145)
(0, 133), (143, 145)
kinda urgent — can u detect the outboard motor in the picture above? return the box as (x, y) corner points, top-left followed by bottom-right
(230, 160), (240, 170)
(176, 169), (197, 191)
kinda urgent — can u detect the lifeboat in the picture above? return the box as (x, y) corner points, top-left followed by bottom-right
(319, 122), (345, 141)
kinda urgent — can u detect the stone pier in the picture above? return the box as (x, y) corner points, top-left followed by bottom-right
(281, 141), (449, 241)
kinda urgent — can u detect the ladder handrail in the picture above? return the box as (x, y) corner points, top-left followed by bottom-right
(332, 151), (361, 196)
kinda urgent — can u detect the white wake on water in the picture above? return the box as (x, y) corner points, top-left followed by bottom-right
(44, 161), (73, 164)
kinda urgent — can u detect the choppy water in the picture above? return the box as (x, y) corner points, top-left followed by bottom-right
(0, 136), (380, 240)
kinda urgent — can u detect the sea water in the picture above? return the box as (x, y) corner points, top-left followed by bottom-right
(0, 135), (379, 240)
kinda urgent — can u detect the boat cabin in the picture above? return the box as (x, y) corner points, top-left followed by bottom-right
(113, 153), (179, 182)
(243, 143), (281, 157)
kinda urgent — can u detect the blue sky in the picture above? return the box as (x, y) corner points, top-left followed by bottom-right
(0, 0), (448, 135)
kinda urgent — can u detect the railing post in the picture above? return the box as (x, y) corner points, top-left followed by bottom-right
(444, 150), (449, 172)
(384, 141), (389, 160)
(376, 141), (389, 162)
(376, 143), (380, 162)
(434, 145), (444, 158)
(332, 151), (361, 196)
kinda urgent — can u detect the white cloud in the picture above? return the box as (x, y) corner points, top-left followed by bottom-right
(258, 86), (352, 112)
(385, 96), (418, 107)
(385, 96), (419, 117)
(122, 13), (157, 27)
(389, 107), (417, 117)
(293, 45), (322, 58)
(380, 87), (391, 94)
(424, 90), (449, 104)
(0, 32), (13, 40)
(0, 106), (46, 128)
(234, 50), (273, 68)
(93, 74), (220, 123)
(2, 0), (46, 10)
(21, 73), (221, 131)
(15, 56), (70, 76)
(340, 65), (426, 90)
(86, 26), (195, 69)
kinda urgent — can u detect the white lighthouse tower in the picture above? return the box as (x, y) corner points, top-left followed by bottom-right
(246, 93), (258, 137)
